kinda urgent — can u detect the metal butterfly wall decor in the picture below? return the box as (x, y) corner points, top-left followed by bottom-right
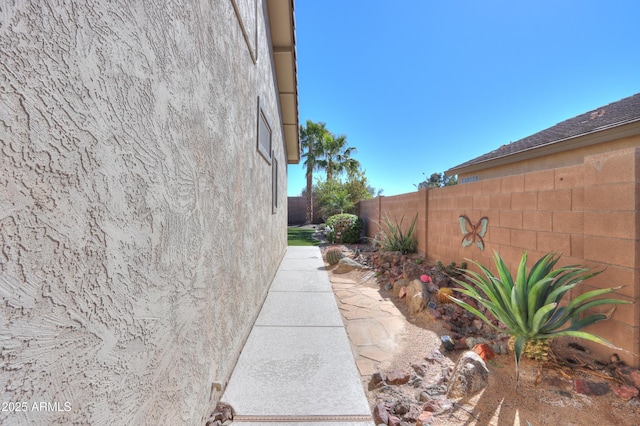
(458, 215), (489, 251)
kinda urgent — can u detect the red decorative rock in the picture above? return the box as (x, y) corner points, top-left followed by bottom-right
(372, 402), (389, 425)
(388, 415), (401, 426)
(611, 384), (639, 401)
(403, 404), (422, 422)
(472, 343), (496, 361)
(615, 366), (640, 389)
(419, 410), (434, 423)
(386, 369), (411, 385)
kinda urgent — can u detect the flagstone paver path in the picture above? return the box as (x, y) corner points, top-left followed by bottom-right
(329, 272), (408, 385)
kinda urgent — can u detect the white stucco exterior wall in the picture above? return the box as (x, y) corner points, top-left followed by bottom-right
(0, 1), (288, 424)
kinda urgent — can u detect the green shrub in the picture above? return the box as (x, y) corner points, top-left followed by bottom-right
(449, 251), (629, 387)
(326, 213), (363, 244)
(373, 214), (418, 254)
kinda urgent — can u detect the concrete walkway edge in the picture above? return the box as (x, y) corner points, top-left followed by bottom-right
(221, 246), (374, 425)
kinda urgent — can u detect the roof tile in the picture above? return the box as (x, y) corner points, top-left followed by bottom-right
(449, 93), (640, 171)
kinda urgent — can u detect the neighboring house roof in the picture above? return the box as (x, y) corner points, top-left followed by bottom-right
(446, 92), (640, 175)
(267, 0), (300, 164)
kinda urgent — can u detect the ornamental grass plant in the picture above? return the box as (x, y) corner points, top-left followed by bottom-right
(449, 251), (629, 387)
(372, 214), (418, 254)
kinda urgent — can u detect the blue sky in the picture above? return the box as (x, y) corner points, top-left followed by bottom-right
(287, 0), (640, 196)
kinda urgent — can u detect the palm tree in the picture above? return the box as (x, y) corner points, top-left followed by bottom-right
(316, 133), (360, 181)
(320, 189), (354, 218)
(300, 120), (328, 224)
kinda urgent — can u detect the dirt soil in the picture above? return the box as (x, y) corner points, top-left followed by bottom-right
(317, 240), (640, 426)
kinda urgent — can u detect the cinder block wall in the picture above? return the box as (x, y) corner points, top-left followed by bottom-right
(287, 196), (320, 224)
(359, 147), (639, 367)
(358, 196), (382, 241)
(359, 190), (428, 253)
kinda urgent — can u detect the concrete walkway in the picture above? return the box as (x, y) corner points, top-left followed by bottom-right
(221, 246), (374, 425)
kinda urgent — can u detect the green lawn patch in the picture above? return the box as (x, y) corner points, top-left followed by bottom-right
(288, 227), (321, 246)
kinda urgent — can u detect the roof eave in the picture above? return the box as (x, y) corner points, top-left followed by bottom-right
(445, 119), (640, 177)
(267, 0), (300, 164)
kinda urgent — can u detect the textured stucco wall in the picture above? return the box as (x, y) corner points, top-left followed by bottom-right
(0, 1), (288, 424)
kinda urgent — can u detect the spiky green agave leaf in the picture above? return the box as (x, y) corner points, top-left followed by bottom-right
(449, 251), (628, 388)
(513, 335), (527, 388)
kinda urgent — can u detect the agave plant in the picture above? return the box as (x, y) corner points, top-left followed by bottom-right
(449, 251), (629, 386)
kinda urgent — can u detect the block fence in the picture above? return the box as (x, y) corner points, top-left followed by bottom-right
(287, 196), (321, 225)
(358, 147), (640, 367)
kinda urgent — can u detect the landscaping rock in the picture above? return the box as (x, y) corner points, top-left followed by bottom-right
(406, 279), (423, 300)
(388, 416), (401, 426)
(383, 251), (403, 265)
(472, 343), (496, 361)
(373, 402), (390, 424)
(612, 384), (639, 400)
(420, 398), (453, 418)
(573, 379), (610, 396)
(430, 308), (442, 319)
(454, 337), (469, 350)
(399, 287), (407, 299)
(615, 366), (640, 389)
(421, 398), (443, 412)
(411, 363), (428, 377)
(334, 257), (364, 274)
(393, 400), (410, 415)
(387, 369), (411, 385)
(407, 374), (423, 387)
(438, 399), (454, 412)
(409, 293), (426, 315)
(393, 279), (409, 297)
(369, 372), (385, 391)
(472, 318), (484, 331)
(446, 351), (489, 399)
(418, 410), (434, 424)
(205, 402), (233, 426)
(425, 349), (444, 363)
(403, 261), (423, 281)
(431, 272), (452, 289)
(402, 404), (422, 422)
